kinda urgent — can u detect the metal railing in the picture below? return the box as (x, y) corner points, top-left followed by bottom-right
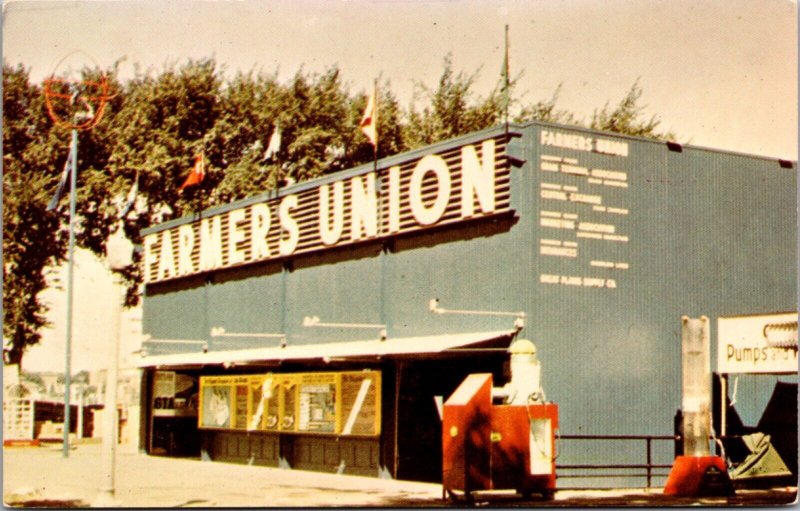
(557, 434), (678, 488)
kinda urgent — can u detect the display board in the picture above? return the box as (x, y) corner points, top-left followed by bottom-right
(152, 371), (198, 417)
(198, 370), (381, 436)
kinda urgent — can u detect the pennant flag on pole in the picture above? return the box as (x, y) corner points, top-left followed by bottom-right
(119, 170), (139, 218)
(47, 152), (73, 212)
(179, 153), (205, 191)
(262, 124), (282, 162)
(359, 83), (377, 147)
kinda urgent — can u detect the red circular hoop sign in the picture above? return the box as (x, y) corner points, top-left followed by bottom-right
(44, 74), (112, 131)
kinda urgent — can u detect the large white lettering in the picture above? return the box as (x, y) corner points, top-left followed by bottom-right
(460, 139), (496, 218)
(228, 208), (247, 265)
(250, 203), (271, 260)
(199, 216), (223, 271)
(410, 154), (451, 226)
(319, 181), (344, 245)
(157, 230), (176, 281)
(177, 224), (195, 275)
(388, 166), (401, 233)
(350, 173), (378, 240)
(144, 138), (508, 283)
(279, 194), (299, 256)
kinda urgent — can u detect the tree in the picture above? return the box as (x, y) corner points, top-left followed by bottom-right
(107, 59), (223, 303)
(212, 68), (406, 203)
(2, 63), (68, 366)
(590, 78), (676, 140)
(207, 69), (284, 202)
(404, 54), (504, 149)
(20, 371), (46, 394)
(515, 83), (578, 126)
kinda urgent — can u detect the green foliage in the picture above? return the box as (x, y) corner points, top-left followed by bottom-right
(3, 54), (676, 369)
(515, 83), (579, 126)
(3, 63), (67, 366)
(404, 54), (504, 149)
(590, 78), (676, 140)
(20, 371), (45, 393)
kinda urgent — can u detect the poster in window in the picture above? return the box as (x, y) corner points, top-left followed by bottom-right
(298, 383), (335, 433)
(340, 372), (379, 436)
(248, 376), (272, 431)
(201, 386), (231, 428)
(265, 377), (280, 431)
(234, 385), (248, 429)
(152, 371), (175, 417)
(280, 380), (297, 431)
(174, 374), (199, 417)
(152, 371), (199, 418)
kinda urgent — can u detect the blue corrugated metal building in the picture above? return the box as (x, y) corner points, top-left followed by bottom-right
(136, 121), (796, 487)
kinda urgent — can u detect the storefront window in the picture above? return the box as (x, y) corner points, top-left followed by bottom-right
(198, 370), (381, 436)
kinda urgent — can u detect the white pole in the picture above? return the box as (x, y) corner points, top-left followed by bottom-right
(720, 374), (727, 437)
(95, 278), (123, 506)
(95, 227), (132, 507)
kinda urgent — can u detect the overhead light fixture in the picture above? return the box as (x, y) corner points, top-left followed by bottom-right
(141, 338), (208, 353)
(210, 327), (287, 347)
(429, 298), (526, 330)
(302, 316), (387, 341)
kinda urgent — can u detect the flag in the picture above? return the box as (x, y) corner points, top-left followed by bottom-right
(359, 83), (377, 147)
(262, 125), (282, 162)
(119, 170), (139, 218)
(179, 153), (205, 190)
(47, 152), (72, 212)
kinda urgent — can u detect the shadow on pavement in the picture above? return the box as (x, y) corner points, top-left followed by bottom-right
(5, 498), (88, 508)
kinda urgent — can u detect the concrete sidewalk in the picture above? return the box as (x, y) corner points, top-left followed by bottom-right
(3, 443), (443, 507)
(3, 443), (797, 507)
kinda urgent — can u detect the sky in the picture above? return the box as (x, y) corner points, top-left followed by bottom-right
(26, 248), (143, 373)
(3, 0), (797, 372)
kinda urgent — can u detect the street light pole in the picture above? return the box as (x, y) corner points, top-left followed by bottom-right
(95, 228), (132, 507)
(62, 128), (78, 457)
(43, 68), (112, 458)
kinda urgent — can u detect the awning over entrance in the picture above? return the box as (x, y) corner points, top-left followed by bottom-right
(136, 329), (517, 369)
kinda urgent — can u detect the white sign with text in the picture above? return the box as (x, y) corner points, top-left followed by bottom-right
(717, 312), (798, 374)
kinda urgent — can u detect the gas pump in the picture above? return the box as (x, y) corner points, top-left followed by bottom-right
(442, 339), (558, 502)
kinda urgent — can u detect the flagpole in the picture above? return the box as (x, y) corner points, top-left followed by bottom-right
(63, 128), (77, 457)
(372, 78), (386, 340)
(504, 24), (510, 146)
(372, 78), (378, 175)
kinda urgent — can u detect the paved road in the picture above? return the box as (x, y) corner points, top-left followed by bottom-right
(3, 443), (797, 507)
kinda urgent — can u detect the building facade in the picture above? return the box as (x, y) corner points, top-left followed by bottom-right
(137, 121), (797, 486)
